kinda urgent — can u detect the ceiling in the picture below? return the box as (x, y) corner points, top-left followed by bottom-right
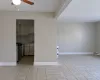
(58, 0), (100, 22)
(0, 0), (60, 12)
(1, 0), (100, 22)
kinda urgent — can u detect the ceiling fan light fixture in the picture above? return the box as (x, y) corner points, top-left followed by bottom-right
(12, 0), (21, 5)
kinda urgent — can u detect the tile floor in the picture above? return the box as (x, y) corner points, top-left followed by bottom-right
(1, 55), (100, 80)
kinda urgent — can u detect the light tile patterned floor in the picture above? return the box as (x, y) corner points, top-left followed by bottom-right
(1, 55), (100, 80)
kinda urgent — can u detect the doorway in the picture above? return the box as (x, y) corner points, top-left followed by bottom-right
(16, 19), (34, 65)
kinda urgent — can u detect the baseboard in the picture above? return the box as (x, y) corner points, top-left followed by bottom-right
(58, 52), (93, 55)
(34, 62), (60, 66)
(0, 62), (16, 66)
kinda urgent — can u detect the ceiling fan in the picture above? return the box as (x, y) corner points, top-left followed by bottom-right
(12, 0), (34, 5)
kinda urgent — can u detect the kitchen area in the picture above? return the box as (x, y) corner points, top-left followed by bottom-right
(16, 19), (34, 65)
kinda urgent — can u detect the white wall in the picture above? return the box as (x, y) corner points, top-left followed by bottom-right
(57, 23), (96, 53)
(0, 11), (97, 63)
(0, 11), (57, 63)
(0, 15), (16, 62)
(96, 22), (100, 53)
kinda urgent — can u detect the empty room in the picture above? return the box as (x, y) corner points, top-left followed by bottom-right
(0, 0), (100, 80)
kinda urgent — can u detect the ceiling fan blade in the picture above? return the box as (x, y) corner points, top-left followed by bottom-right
(22, 0), (34, 5)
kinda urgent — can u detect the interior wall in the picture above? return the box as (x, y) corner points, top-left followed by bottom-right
(96, 22), (100, 53)
(57, 23), (96, 53)
(0, 11), (97, 63)
(0, 15), (16, 62)
(0, 11), (57, 63)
